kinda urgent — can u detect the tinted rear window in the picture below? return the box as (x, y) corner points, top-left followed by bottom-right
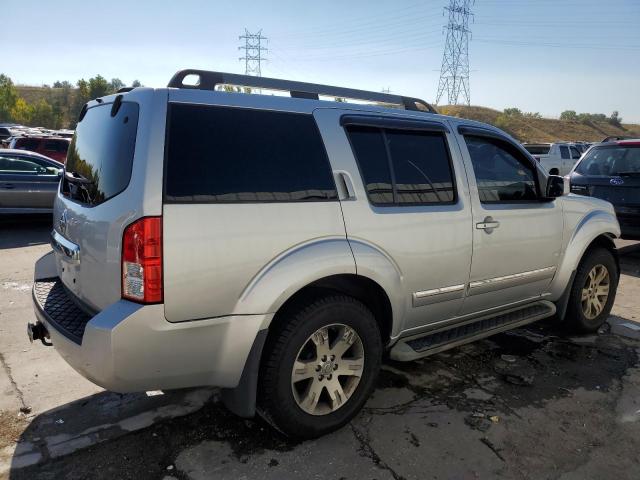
(165, 104), (337, 202)
(524, 145), (550, 155)
(63, 102), (139, 206)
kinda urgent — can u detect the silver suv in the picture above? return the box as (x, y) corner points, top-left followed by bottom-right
(29, 70), (621, 439)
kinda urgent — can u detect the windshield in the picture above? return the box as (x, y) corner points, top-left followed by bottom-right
(575, 145), (640, 176)
(63, 101), (139, 205)
(524, 145), (551, 155)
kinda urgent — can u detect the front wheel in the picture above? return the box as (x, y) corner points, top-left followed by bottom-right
(258, 295), (382, 439)
(565, 247), (618, 333)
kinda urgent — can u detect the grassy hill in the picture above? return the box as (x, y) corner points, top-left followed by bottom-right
(11, 85), (640, 142)
(439, 105), (640, 143)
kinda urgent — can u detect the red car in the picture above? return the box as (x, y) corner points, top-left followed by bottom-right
(9, 136), (70, 163)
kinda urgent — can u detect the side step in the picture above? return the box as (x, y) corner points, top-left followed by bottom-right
(390, 301), (556, 361)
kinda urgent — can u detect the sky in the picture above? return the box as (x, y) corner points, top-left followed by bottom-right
(3, 0), (640, 121)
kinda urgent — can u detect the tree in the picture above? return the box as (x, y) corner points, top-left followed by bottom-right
(109, 78), (125, 91)
(31, 99), (56, 127)
(503, 107), (522, 117)
(0, 74), (17, 122)
(524, 112), (542, 119)
(131, 79), (143, 88)
(608, 111), (622, 126)
(10, 98), (33, 124)
(88, 75), (112, 98)
(560, 110), (577, 121)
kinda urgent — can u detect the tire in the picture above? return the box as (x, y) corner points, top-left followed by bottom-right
(257, 295), (382, 439)
(565, 247), (618, 333)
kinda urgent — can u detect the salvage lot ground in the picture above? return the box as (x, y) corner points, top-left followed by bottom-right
(1, 217), (639, 480)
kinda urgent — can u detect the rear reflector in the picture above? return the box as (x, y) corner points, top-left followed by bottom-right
(122, 217), (163, 303)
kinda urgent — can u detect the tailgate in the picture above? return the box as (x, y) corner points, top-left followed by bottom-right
(51, 89), (166, 311)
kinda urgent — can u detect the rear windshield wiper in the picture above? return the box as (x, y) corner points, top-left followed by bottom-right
(64, 171), (95, 185)
(612, 171), (640, 177)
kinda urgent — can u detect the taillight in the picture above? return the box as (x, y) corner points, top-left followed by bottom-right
(122, 217), (163, 303)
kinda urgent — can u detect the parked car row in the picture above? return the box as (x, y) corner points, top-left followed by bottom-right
(0, 124), (73, 164)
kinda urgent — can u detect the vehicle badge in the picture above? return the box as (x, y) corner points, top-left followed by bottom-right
(610, 177), (624, 186)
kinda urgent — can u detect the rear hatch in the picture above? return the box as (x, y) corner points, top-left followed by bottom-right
(51, 89), (165, 312)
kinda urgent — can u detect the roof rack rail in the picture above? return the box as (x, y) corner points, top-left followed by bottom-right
(167, 69), (437, 113)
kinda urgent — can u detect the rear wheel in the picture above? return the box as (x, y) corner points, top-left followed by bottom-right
(565, 248), (618, 333)
(258, 295), (382, 439)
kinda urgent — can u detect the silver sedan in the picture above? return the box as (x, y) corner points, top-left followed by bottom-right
(0, 149), (63, 214)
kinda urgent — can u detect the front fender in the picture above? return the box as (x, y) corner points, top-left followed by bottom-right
(233, 237), (356, 328)
(550, 201), (620, 299)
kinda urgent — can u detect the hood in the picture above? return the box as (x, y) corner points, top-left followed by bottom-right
(569, 172), (640, 207)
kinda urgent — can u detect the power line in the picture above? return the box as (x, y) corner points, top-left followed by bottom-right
(436, 0), (474, 106)
(239, 29), (267, 76)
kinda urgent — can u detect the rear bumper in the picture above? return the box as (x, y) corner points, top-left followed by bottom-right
(32, 251), (270, 392)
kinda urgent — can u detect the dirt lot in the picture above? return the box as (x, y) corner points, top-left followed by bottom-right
(1, 217), (639, 480)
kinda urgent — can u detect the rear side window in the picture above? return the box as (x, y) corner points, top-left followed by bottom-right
(465, 136), (538, 203)
(63, 101), (139, 206)
(44, 140), (68, 152)
(346, 126), (455, 206)
(165, 105), (337, 202)
(560, 146), (570, 159)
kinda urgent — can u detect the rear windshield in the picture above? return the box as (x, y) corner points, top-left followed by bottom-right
(63, 101), (139, 205)
(523, 145), (550, 155)
(575, 145), (640, 176)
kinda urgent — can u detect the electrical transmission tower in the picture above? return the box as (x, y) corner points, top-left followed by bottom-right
(239, 29), (268, 76)
(435, 0), (473, 106)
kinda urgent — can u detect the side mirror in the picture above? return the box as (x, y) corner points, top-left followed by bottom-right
(545, 175), (564, 198)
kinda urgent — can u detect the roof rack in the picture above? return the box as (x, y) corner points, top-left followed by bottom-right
(167, 69), (437, 113)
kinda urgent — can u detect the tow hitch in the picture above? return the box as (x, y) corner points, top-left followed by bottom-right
(28, 321), (52, 346)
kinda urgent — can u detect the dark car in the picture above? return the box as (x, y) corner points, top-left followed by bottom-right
(568, 140), (640, 239)
(0, 149), (62, 214)
(9, 136), (70, 163)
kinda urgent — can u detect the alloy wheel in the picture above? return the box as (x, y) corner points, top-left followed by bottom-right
(581, 264), (610, 320)
(291, 323), (365, 416)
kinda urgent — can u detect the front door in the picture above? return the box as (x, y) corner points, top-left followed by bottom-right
(458, 131), (564, 315)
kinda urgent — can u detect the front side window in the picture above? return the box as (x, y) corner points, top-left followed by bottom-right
(346, 126), (455, 206)
(465, 136), (538, 203)
(0, 156), (46, 174)
(560, 146), (570, 159)
(165, 105), (337, 202)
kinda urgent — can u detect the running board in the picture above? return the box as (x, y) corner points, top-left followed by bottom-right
(389, 301), (556, 362)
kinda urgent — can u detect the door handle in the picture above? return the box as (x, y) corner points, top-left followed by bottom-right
(476, 216), (500, 232)
(334, 170), (356, 200)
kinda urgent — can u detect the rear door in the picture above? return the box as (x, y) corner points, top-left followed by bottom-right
(315, 109), (473, 335)
(458, 127), (563, 314)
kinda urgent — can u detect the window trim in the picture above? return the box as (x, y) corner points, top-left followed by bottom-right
(162, 103), (339, 204)
(463, 134), (543, 205)
(344, 120), (458, 208)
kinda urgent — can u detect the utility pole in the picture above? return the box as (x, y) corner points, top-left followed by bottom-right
(435, 0), (473, 106)
(239, 29), (268, 77)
